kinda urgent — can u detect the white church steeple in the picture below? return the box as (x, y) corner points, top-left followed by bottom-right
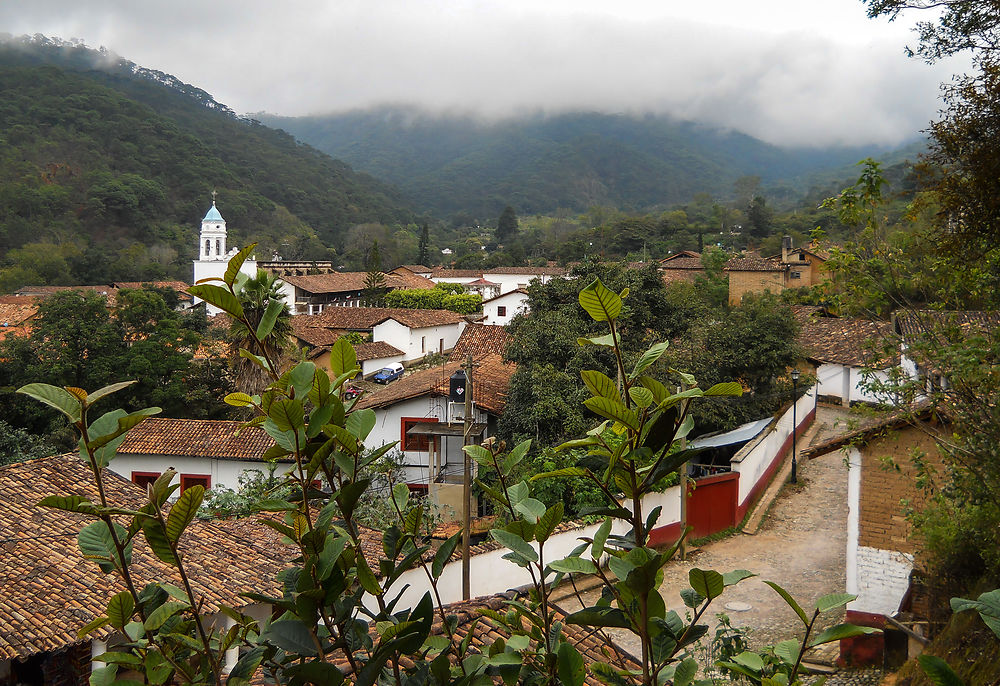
(199, 190), (227, 261)
(192, 191), (258, 314)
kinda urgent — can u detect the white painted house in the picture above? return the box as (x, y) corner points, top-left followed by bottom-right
(293, 307), (467, 364)
(484, 266), (568, 295)
(191, 198), (258, 314)
(797, 311), (896, 407)
(111, 417), (294, 494)
(482, 289), (529, 326)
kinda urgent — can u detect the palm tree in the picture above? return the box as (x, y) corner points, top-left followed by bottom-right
(227, 269), (292, 395)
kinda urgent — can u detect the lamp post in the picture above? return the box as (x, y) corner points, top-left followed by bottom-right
(791, 368), (800, 484)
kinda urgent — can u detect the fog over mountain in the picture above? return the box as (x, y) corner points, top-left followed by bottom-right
(0, 0), (967, 147)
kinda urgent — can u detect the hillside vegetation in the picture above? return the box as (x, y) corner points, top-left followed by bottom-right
(0, 36), (414, 290)
(260, 106), (916, 217)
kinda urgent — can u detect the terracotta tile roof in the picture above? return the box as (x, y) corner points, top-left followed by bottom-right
(484, 266), (568, 276)
(113, 281), (194, 302)
(290, 316), (341, 347)
(0, 301), (38, 341)
(724, 254), (785, 272)
(356, 354), (514, 415)
(395, 264), (433, 274)
(191, 338), (229, 361)
(431, 268), (484, 279)
(354, 341), (404, 361)
(894, 310), (1000, 345)
(466, 278), (500, 287)
(658, 254), (703, 270)
(16, 284), (116, 297)
(118, 418), (281, 462)
(481, 289), (528, 305)
(450, 323), (513, 360)
(282, 272), (435, 295)
(0, 454), (285, 660)
(798, 316), (894, 367)
(307, 307), (465, 330)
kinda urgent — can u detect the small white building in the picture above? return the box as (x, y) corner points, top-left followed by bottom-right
(484, 266), (568, 295)
(191, 198), (258, 314)
(797, 311), (896, 407)
(481, 289), (529, 326)
(292, 307), (467, 364)
(111, 417), (294, 494)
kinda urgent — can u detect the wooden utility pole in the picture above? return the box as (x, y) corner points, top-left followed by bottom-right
(461, 353), (476, 600)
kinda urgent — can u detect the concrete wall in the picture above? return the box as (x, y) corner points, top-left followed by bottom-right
(731, 385), (817, 514)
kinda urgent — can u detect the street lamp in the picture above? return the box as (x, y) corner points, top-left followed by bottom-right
(791, 368), (801, 484)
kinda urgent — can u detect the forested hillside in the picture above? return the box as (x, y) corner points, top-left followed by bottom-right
(260, 106), (914, 217)
(0, 36), (414, 290)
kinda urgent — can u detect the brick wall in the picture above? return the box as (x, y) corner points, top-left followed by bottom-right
(727, 271), (785, 305)
(858, 423), (944, 553)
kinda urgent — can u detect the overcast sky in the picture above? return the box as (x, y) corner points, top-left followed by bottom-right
(0, 0), (967, 147)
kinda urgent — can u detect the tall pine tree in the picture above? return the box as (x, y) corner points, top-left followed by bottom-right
(496, 205), (518, 243)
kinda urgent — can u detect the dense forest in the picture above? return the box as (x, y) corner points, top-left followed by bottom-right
(0, 36), (414, 290)
(260, 106), (923, 217)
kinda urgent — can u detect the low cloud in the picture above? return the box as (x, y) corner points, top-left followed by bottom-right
(0, 0), (962, 147)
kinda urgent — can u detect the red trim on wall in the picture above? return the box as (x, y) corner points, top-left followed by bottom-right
(647, 522), (682, 547)
(131, 471), (160, 489)
(180, 474), (211, 493)
(839, 610), (886, 666)
(400, 416), (439, 451)
(736, 406), (816, 522)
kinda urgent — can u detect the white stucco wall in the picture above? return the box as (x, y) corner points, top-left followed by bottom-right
(732, 385), (816, 507)
(373, 319), (465, 362)
(109, 455), (294, 493)
(365, 394), (490, 484)
(430, 276), (480, 287)
(849, 547), (914, 615)
(362, 354), (406, 377)
(483, 292), (529, 326)
(486, 273), (564, 295)
(818, 363), (894, 406)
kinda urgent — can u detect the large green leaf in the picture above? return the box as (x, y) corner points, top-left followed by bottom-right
(565, 607), (631, 629)
(268, 398), (304, 433)
(106, 592), (134, 630)
(581, 370), (618, 401)
(548, 557), (597, 575)
(38, 495), (97, 515)
(557, 642), (585, 686)
(764, 581), (810, 625)
(591, 517), (612, 559)
(951, 589), (1000, 637)
(583, 397), (639, 431)
(688, 568), (724, 600)
(578, 278), (623, 322)
(260, 618), (319, 657)
(255, 298), (285, 341)
(629, 341), (669, 380)
(142, 517), (176, 565)
(723, 569), (757, 586)
(17, 383), (81, 422)
(514, 497), (546, 523)
(917, 655), (965, 686)
(502, 439), (532, 473)
(165, 486), (203, 544)
(773, 639), (800, 665)
(329, 337), (358, 379)
(807, 623), (879, 647)
(816, 592), (857, 613)
(534, 502), (564, 543)
(432, 531), (462, 579)
(78, 521), (129, 573)
(673, 657), (699, 686)
(187, 283), (244, 318)
(703, 381), (744, 397)
(346, 408), (376, 441)
(577, 332), (619, 348)
(143, 601), (188, 630)
(530, 467), (590, 482)
(490, 528), (538, 563)
(222, 243), (256, 286)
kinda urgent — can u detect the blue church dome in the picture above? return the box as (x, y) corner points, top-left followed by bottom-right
(203, 202), (224, 222)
